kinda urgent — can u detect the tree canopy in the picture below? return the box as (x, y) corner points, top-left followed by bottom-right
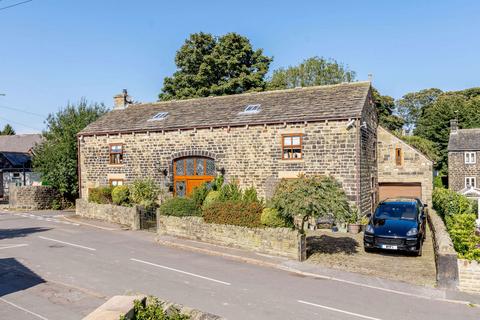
(396, 88), (443, 132)
(0, 124), (15, 135)
(159, 32), (272, 101)
(33, 99), (107, 202)
(267, 56), (356, 90)
(372, 88), (404, 132)
(415, 92), (480, 172)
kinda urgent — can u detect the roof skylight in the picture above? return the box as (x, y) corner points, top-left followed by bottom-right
(240, 104), (261, 114)
(149, 112), (169, 121)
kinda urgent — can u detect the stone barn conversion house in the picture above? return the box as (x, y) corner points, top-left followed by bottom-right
(0, 134), (43, 199)
(448, 120), (480, 200)
(78, 82), (378, 214)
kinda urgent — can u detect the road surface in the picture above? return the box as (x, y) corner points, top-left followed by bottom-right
(0, 210), (479, 320)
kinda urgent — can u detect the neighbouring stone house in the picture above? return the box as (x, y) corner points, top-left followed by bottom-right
(377, 126), (434, 206)
(448, 120), (480, 200)
(0, 134), (43, 199)
(78, 82), (378, 214)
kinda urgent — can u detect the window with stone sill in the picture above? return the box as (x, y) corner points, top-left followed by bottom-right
(282, 134), (303, 160)
(109, 144), (123, 164)
(465, 177), (476, 188)
(465, 152), (476, 164)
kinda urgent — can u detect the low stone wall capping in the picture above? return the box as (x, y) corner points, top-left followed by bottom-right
(9, 185), (60, 210)
(76, 199), (140, 230)
(157, 215), (305, 260)
(427, 210), (459, 289)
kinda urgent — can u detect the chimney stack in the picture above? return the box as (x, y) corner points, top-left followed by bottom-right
(450, 119), (458, 134)
(113, 89), (130, 110)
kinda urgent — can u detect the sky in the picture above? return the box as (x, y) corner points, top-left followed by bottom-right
(0, 0), (479, 133)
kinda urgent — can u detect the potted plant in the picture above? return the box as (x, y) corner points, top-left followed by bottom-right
(360, 214), (370, 232)
(347, 205), (361, 234)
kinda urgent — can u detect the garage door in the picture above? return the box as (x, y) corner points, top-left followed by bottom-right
(378, 182), (422, 202)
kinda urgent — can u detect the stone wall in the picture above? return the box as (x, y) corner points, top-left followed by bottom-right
(449, 151), (480, 192)
(377, 126), (434, 207)
(76, 199), (140, 230)
(79, 119), (375, 213)
(458, 259), (480, 294)
(157, 215), (303, 260)
(427, 210), (459, 289)
(9, 185), (60, 210)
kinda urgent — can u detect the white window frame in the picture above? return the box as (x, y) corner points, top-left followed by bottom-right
(465, 152), (477, 164)
(465, 177), (477, 188)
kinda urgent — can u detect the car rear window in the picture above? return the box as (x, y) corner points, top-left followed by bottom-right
(374, 203), (417, 220)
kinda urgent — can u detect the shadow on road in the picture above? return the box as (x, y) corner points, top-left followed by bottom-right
(307, 235), (359, 257)
(0, 258), (46, 297)
(0, 227), (50, 240)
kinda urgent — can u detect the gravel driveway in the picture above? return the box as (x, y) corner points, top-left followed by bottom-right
(306, 225), (437, 287)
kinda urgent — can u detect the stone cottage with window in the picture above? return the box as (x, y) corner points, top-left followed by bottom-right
(377, 126), (433, 206)
(77, 82), (378, 214)
(448, 120), (480, 199)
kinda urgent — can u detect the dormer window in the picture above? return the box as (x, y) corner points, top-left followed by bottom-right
(149, 112), (169, 121)
(465, 152), (476, 164)
(240, 104), (261, 114)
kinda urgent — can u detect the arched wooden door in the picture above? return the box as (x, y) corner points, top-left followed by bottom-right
(173, 157), (215, 197)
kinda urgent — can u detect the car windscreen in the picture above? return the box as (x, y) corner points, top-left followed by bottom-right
(374, 203), (417, 220)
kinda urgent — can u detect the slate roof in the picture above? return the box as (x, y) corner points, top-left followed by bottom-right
(1, 152), (31, 167)
(448, 128), (480, 151)
(79, 82), (371, 135)
(0, 134), (43, 153)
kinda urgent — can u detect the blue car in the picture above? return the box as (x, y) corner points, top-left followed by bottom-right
(363, 198), (427, 256)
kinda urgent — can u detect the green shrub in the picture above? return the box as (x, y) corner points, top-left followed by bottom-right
(432, 187), (474, 218)
(120, 297), (189, 320)
(129, 179), (159, 208)
(203, 200), (263, 228)
(50, 199), (61, 210)
(243, 186), (261, 204)
(203, 190), (221, 208)
(189, 183), (210, 209)
(261, 208), (289, 227)
(159, 197), (200, 217)
(211, 175), (224, 191)
(219, 180), (243, 201)
(112, 185), (130, 206)
(270, 175), (351, 230)
(433, 176), (445, 188)
(445, 214), (480, 261)
(88, 186), (113, 204)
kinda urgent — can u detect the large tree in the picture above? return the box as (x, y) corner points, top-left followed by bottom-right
(415, 92), (480, 172)
(33, 99), (107, 202)
(159, 32), (272, 101)
(372, 88), (404, 132)
(396, 88), (443, 132)
(267, 56), (356, 90)
(1, 124), (15, 135)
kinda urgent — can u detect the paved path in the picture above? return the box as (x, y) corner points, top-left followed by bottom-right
(0, 210), (479, 320)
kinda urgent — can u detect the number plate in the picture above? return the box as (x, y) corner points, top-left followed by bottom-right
(381, 245), (398, 250)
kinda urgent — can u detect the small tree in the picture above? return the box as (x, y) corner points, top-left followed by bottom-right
(1, 124), (15, 135)
(33, 99), (107, 202)
(270, 176), (351, 231)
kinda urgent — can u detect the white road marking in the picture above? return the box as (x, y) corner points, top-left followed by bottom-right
(130, 258), (231, 286)
(0, 297), (49, 320)
(60, 215), (116, 231)
(38, 236), (96, 251)
(0, 244), (28, 250)
(11, 212), (79, 226)
(298, 300), (383, 320)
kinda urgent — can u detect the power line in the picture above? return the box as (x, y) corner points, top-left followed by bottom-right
(0, 104), (46, 118)
(0, 0), (33, 12)
(0, 115), (42, 131)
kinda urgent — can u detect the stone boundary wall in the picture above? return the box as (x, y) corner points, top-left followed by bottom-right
(427, 209), (459, 289)
(76, 199), (140, 230)
(9, 185), (60, 210)
(458, 259), (480, 294)
(157, 215), (304, 260)
(83, 295), (223, 320)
